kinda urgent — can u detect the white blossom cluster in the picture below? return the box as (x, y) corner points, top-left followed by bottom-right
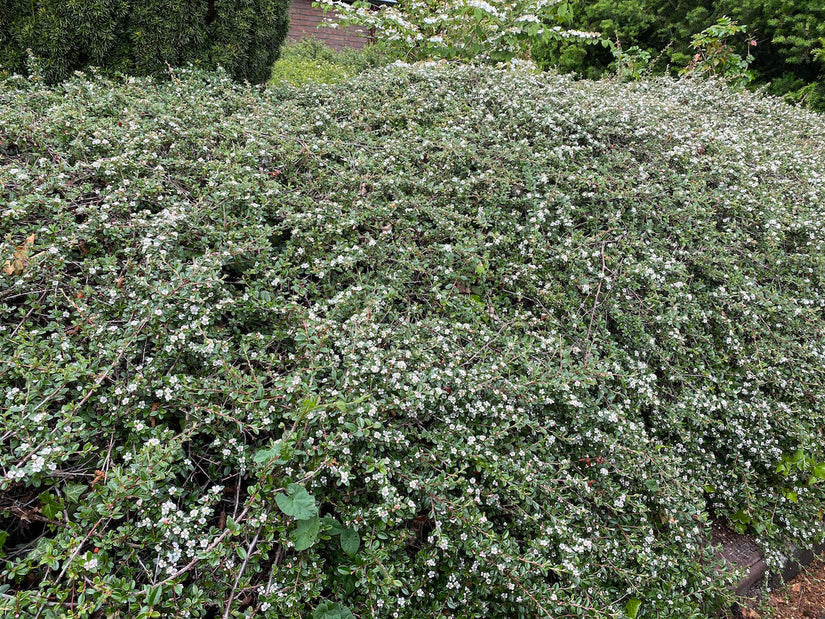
(315, 0), (599, 62)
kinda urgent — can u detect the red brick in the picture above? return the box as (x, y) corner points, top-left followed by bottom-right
(287, 0), (371, 49)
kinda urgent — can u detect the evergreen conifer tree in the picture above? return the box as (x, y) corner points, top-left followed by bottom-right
(0, 0), (289, 84)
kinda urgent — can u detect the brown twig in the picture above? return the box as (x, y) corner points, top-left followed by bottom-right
(584, 240), (608, 363)
(223, 523), (263, 619)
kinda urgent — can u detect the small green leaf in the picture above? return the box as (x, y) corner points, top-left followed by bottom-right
(253, 441), (282, 464)
(340, 528), (360, 556)
(625, 598), (642, 618)
(292, 515), (321, 551)
(732, 521), (747, 534)
(783, 489), (798, 503)
(813, 463), (825, 480)
(301, 396), (318, 415)
(275, 483), (318, 520)
(225, 516), (239, 534)
(145, 584), (162, 607)
(753, 521), (767, 534)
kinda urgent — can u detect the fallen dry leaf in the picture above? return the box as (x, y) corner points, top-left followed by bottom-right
(3, 233), (35, 276)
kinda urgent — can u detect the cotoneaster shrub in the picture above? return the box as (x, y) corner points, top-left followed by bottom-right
(0, 65), (824, 618)
(0, 0), (289, 84)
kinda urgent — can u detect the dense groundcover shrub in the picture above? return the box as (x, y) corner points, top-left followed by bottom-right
(0, 0), (289, 84)
(1, 65), (824, 617)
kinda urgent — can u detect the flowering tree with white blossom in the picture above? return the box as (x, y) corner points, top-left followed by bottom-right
(315, 0), (604, 62)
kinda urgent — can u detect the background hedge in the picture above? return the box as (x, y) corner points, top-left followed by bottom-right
(533, 0), (825, 111)
(0, 0), (289, 84)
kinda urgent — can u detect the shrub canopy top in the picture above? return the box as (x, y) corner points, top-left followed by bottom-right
(0, 0), (289, 83)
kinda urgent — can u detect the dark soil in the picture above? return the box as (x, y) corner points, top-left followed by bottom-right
(737, 558), (825, 619)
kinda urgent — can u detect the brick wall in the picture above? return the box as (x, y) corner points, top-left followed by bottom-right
(287, 0), (371, 51)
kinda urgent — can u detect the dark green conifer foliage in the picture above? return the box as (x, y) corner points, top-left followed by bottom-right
(0, 0), (289, 84)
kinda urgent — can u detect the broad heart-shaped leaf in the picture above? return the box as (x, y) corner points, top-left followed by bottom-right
(291, 515), (321, 551)
(275, 483), (318, 520)
(813, 463), (825, 480)
(340, 528), (360, 557)
(64, 482), (86, 504)
(39, 492), (64, 520)
(321, 517), (346, 535)
(312, 602), (355, 619)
